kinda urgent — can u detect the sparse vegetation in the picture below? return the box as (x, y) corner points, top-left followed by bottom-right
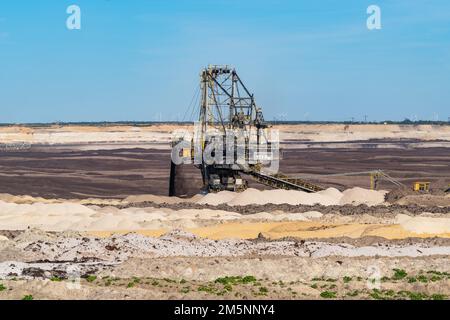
(1, 266), (447, 300)
(320, 291), (337, 299)
(407, 277), (417, 283)
(343, 276), (352, 283)
(22, 295), (33, 301)
(369, 289), (384, 300)
(215, 275), (257, 286)
(347, 290), (359, 297)
(198, 285), (215, 294)
(392, 269), (407, 280)
(223, 284), (233, 292)
(417, 275), (428, 283)
(50, 276), (62, 282)
(430, 275), (442, 282)
(180, 287), (190, 294)
(132, 277), (141, 284)
(259, 287), (268, 294)
(397, 291), (428, 300)
(431, 294), (447, 300)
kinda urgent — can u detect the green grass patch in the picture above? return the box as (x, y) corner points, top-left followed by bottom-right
(320, 291), (337, 299)
(347, 290), (359, 297)
(430, 275), (442, 282)
(417, 275), (428, 283)
(370, 289), (385, 300)
(22, 295), (33, 301)
(50, 277), (62, 282)
(407, 292), (428, 300)
(223, 284), (233, 292)
(431, 294), (447, 300)
(132, 277), (141, 284)
(369, 289), (395, 300)
(198, 285), (216, 294)
(343, 276), (352, 283)
(85, 275), (97, 283)
(397, 291), (429, 300)
(392, 269), (407, 280)
(214, 276), (257, 286)
(407, 277), (417, 283)
(258, 287), (268, 295)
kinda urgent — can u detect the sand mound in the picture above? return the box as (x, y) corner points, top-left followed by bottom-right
(197, 187), (385, 206)
(0, 200), (95, 216)
(397, 214), (450, 234)
(0, 193), (60, 204)
(197, 191), (236, 205)
(339, 187), (387, 206)
(124, 194), (194, 205)
(317, 188), (343, 199)
(301, 211), (324, 219)
(0, 193), (125, 206)
(227, 188), (342, 206)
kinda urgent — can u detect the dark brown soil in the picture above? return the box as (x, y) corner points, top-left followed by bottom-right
(0, 143), (448, 199)
(109, 202), (450, 215)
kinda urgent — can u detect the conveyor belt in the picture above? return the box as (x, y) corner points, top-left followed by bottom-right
(250, 171), (324, 193)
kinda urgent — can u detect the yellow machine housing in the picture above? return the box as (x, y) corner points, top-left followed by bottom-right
(413, 182), (430, 192)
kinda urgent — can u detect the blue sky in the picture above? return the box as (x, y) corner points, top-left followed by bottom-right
(0, 0), (449, 123)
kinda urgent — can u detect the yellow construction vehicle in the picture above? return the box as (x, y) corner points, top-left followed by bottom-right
(413, 182), (430, 192)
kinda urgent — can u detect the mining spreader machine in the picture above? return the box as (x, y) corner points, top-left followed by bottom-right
(169, 65), (324, 196)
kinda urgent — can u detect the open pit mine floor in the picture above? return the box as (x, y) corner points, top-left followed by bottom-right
(0, 124), (448, 300)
